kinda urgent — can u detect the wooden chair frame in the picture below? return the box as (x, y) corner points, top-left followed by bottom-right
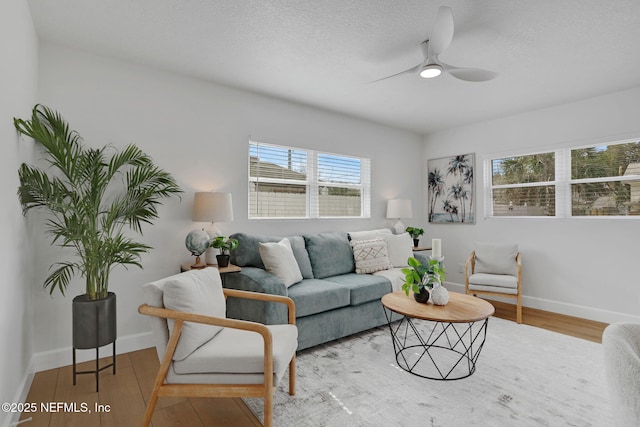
(465, 251), (522, 324)
(138, 288), (296, 427)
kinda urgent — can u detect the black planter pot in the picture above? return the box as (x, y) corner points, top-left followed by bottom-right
(72, 292), (117, 349)
(413, 238), (420, 248)
(413, 287), (430, 304)
(216, 254), (230, 268)
(72, 292), (117, 392)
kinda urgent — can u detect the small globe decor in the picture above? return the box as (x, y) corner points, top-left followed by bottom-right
(185, 229), (211, 268)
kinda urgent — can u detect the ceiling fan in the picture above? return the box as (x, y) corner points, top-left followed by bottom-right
(373, 6), (498, 82)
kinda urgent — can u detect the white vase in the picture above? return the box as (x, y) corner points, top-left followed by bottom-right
(431, 282), (449, 306)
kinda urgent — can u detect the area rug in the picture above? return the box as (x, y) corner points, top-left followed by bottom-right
(245, 316), (610, 426)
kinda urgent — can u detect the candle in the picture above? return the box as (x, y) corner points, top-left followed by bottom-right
(432, 238), (442, 258)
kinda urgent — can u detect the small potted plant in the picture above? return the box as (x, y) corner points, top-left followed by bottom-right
(401, 257), (445, 303)
(210, 236), (239, 268)
(405, 226), (424, 248)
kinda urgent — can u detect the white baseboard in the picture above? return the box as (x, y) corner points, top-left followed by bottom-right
(3, 357), (35, 427)
(445, 281), (640, 324)
(32, 331), (154, 373)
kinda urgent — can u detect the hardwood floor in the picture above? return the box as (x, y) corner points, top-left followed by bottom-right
(19, 302), (608, 427)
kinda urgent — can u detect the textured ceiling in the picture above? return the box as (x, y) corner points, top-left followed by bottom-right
(26, 0), (640, 135)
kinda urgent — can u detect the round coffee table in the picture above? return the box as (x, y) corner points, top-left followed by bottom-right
(381, 291), (495, 380)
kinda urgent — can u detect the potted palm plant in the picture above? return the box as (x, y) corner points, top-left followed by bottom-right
(210, 236), (239, 267)
(14, 105), (182, 379)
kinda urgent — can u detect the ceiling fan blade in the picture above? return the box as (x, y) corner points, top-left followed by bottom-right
(428, 6), (454, 57)
(369, 64), (421, 83)
(441, 62), (498, 82)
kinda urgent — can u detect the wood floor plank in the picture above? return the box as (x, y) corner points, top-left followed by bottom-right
(19, 368), (58, 426)
(49, 361), (101, 427)
(97, 353), (148, 427)
(491, 300), (607, 343)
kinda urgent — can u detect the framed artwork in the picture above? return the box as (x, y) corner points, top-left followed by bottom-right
(427, 153), (475, 224)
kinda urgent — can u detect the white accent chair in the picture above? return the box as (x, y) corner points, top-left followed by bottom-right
(138, 268), (297, 427)
(465, 242), (522, 323)
(602, 322), (640, 427)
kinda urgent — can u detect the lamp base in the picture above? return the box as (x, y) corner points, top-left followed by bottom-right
(392, 219), (405, 234)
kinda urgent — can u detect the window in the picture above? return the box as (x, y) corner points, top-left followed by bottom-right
(570, 141), (640, 216)
(249, 140), (370, 219)
(487, 139), (640, 218)
(490, 152), (556, 216)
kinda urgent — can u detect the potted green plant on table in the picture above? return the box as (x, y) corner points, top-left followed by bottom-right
(210, 236), (239, 267)
(14, 105), (182, 389)
(401, 257), (446, 304)
(405, 226), (425, 248)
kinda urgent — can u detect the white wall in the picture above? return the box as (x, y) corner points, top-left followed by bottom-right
(424, 87), (640, 323)
(0, 1), (38, 426)
(32, 43), (424, 369)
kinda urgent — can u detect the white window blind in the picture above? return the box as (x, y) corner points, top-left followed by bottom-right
(486, 139), (640, 218)
(489, 151), (556, 216)
(249, 140), (371, 219)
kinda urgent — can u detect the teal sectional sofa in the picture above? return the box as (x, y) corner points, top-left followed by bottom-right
(225, 230), (417, 350)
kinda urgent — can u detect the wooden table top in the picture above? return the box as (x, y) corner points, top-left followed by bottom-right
(381, 291), (495, 323)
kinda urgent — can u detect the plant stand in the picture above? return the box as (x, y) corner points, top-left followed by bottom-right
(72, 293), (117, 392)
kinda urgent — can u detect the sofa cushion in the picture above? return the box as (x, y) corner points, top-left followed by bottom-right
(230, 233), (313, 279)
(323, 273), (392, 306)
(259, 238), (303, 287)
(304, 231), (355, 279)
(350, 238), (393, 274)
(377, 232), (414, 267)
(163, 268), (226, 361)
(474, 242), (519, 275)
(230, 233), (279, 268)
(287, 235), (314, 279)
(173, 324), (298, 375)
(286, 279), (350, 317)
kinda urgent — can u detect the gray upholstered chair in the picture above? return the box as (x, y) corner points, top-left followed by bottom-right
(602, 322), (640, 427)
(465, 242), (522, 323)
(138, 268), (297, 427)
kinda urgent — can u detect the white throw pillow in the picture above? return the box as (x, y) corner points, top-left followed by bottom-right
(259, 238), (303, 287)
(163, 268), (226, 361)
(377, 232), (414, 267)
(350, 238), (393, 274)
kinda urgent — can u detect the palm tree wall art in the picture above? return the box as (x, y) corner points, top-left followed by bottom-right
(427, 153), (475, 223)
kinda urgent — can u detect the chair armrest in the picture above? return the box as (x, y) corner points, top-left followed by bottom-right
(223, 289), (296, 324)
(138, 304), (276, 378)
(138, 304), (273, 334)
(464, 251), (475, 291)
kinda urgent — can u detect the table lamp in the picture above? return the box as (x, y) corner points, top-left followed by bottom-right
(192, 192), (234, 265)
(386, 199), (412, 234)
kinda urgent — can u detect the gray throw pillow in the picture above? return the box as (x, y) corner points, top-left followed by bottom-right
(304, 231), (355, 279)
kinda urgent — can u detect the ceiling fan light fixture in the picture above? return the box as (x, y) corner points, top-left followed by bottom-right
(419, 63), (443, 78)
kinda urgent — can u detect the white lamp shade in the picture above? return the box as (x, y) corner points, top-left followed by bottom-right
(192, 192), (234, 222)
(386, 199), (413, 219)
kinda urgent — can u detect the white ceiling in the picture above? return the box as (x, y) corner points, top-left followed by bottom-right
(26, 0), (640, 135)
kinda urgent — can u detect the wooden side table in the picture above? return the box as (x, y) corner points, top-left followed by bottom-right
(180, 263), (241, 274)
(412, 246), (432, 252)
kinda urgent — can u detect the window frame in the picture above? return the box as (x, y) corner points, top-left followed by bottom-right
(485, 138), (640, 219)
(248, 140), (371, 220)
